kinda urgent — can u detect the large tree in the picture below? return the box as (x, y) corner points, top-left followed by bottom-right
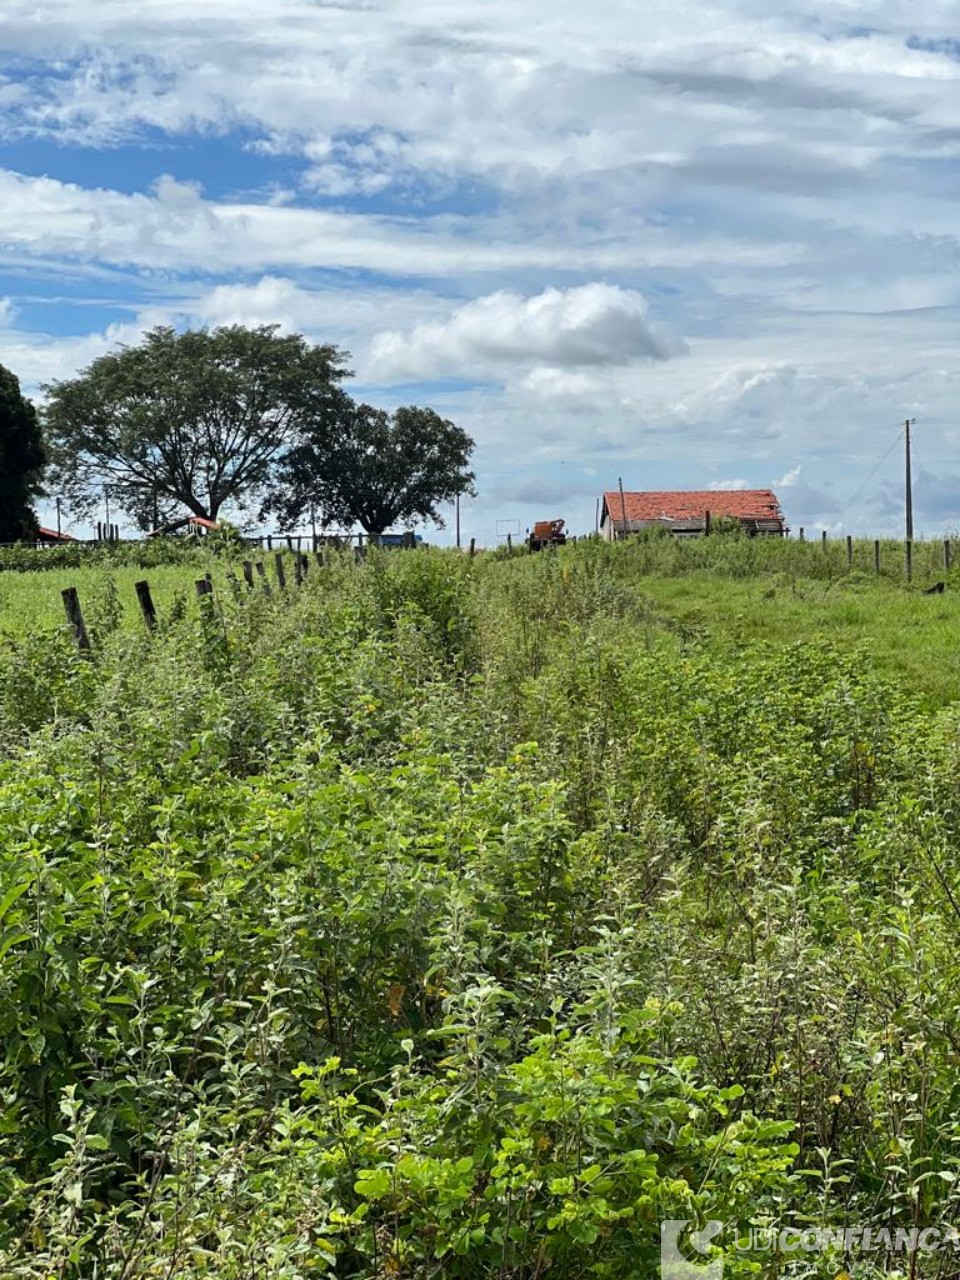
(0, 362), (45, 542)
(269, 391), (475, 536)
(43, 325), (349, 528)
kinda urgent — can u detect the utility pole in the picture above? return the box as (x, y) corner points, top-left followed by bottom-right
(455, 492), (461, 550)
(618, 477), (628, 542)
(55, 496), (61, 538)
(905, 418), (914, 544)
(104, 486), (111, 542)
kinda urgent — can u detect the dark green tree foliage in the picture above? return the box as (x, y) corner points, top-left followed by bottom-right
(0, 362), (45, 542)
(42, 325), (349, 528)
(271, 390), (475, 535)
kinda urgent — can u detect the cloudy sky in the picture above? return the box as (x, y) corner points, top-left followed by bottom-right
(2, 0), (960, 541)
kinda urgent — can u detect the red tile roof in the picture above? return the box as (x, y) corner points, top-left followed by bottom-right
(603, 489), (783, 525)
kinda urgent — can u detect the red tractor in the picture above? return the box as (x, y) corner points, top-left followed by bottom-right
(528, 518), (567, 552)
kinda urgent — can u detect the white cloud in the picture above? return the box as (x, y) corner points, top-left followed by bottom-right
(194, 276), (327, 332)
(708, 478), (748, 490)
(369, 284), (686, 379)
(4, 0), (960, 536)
(0, 168), (800, 278)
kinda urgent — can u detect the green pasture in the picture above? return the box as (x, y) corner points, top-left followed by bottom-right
(640, 570), (960, 705)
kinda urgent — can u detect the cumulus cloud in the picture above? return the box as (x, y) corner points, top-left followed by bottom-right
(369, 284), (686, 379)
(194, 276), (323, 332)
(773, 464), (841, 525)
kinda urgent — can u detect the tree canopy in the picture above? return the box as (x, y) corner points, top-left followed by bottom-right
(0, 362), (45, 542)
(43, 325), (349, 528)
(269, 391), (475, 535)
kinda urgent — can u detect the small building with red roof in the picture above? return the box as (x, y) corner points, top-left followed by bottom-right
(37, 527), (77, 543)
(600, 489), (785, 540)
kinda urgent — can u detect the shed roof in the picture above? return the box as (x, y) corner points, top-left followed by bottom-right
(602, 489), (783, 524)
(147, 515), (220, 537)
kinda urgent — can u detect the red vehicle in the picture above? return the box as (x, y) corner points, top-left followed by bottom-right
(528, 519), (567, 551)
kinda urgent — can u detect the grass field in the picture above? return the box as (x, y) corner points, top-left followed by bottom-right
(2, 535), (960, 1278)
(641, 571), (960, 704)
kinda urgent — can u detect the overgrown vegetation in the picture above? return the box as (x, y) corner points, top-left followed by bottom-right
(1, 539), (960, 1277)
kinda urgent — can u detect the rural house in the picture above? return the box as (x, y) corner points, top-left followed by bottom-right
(600, 489), (786, 539)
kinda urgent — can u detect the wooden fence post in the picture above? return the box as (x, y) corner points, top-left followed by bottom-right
(846, 535), (853, 569)
(469, 537), (476, 557)
(274, 552), (287, 591)
(294, 554), (304, 586)
(821, 530), (827, 551)
(242, 560), (255, 589)
(299, 553), (309, 578)
(874, 539), (881, 576)
(61, 587), (91, 652)
(906, 539), (913, 583)
(799, 527), (804, 541)
(255, 561), (272, 595)
(945, 539), (952, 573)
(135, 580), (157, 631)
(507, 532), (512, 551)
(704, 509), (711, 537)
(267, 535), (273, 551)
(314, 550), (323, 567)
(195, 577), (214, 601)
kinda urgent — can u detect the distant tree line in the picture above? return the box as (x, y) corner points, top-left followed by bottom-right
(1, 324), (475, 539)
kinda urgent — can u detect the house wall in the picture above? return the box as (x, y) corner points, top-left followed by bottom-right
(601, 513), (784, 540)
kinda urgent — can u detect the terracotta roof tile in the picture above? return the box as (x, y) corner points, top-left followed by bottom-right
(603, 489), (783, 524)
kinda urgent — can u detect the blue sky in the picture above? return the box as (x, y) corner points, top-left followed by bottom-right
(2, 0), (960, 541)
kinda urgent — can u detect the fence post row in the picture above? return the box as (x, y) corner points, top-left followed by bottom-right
(61, 587), (91, 652)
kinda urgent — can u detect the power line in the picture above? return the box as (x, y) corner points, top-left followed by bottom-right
(833, 425), (905, 526)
